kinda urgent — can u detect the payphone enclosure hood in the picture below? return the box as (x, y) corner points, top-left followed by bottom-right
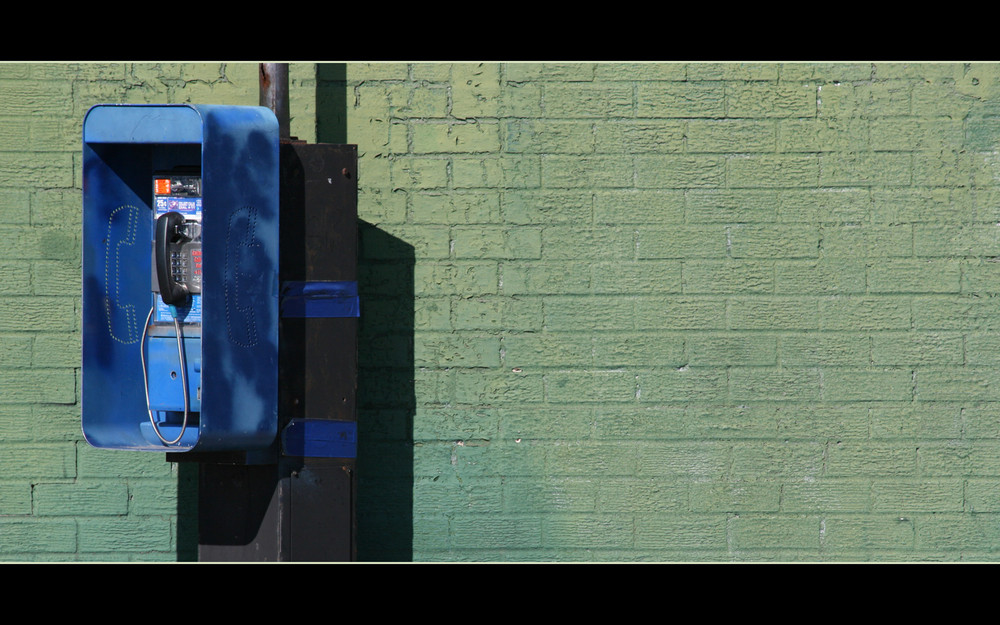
(81, 104), (280, 452)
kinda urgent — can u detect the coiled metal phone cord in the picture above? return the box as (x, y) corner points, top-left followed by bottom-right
(139, 305), (190, 446)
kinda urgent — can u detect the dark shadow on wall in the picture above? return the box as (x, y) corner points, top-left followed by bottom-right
(316, 63), (348, 145)
(355, 221), (415, 561)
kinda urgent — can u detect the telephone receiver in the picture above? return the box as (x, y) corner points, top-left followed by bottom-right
(155, 211), (191, 307)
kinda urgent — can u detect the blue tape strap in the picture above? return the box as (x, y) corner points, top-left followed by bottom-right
(282, 419), (357, 458)
(280, 280), (360, 318)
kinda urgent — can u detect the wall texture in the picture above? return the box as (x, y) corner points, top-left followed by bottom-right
(4, 62), (1000, 561)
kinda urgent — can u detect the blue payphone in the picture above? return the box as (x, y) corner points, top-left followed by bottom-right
(82, 104), (279, 452)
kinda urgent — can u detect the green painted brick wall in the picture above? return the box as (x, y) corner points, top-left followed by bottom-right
(8, 61), (1000, 561)
(349, 61), (1000, 562)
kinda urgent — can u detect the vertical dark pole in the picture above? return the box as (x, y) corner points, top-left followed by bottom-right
(260, 63), (291, 141)
(277, 142), (358, 561)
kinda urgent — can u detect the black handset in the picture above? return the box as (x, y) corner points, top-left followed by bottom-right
(155, 211), (191, 306)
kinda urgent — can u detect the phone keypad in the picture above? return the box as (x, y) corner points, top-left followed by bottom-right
(169, 245), (201, 294)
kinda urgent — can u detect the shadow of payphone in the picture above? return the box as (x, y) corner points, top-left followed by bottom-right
(82, 104), (280, 453)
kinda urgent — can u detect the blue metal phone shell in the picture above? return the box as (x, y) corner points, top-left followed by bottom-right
(82, 104), (279, 452)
